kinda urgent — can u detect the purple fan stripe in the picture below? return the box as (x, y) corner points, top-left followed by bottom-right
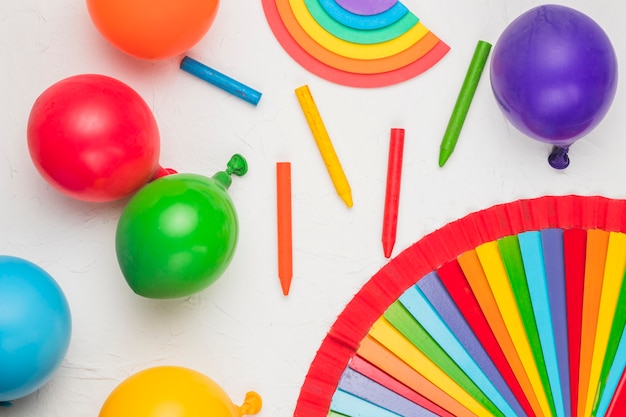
(417, 272), (527, 417)
(338, 367), (438, 417)
(540, 228), (572, 417)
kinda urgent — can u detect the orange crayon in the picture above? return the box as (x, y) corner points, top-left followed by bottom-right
(276, 162), (293, 295)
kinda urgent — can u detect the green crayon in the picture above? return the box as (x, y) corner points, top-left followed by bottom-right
(439, 40), (492, 167)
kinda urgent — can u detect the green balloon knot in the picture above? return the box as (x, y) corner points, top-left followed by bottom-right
(213, 154), (248, 189)
(226, 154), (248, 177)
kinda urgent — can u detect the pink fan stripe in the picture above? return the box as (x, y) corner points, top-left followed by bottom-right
(349, 356), (454, 416)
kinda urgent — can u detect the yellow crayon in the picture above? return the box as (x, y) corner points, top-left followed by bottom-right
(295, 85), (353, 208)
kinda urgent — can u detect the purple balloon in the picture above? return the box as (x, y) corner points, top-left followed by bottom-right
(491, 5), (617, 167)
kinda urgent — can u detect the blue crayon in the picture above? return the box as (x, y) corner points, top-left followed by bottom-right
(180, 56), (262, 105)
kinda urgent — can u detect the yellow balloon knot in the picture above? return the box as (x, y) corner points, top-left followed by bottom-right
(238, 391), (262, 416)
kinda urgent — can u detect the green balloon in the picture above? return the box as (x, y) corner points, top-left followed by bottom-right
(115, 155), (247, 299)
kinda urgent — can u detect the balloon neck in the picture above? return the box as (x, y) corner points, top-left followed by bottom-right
(213, 154), (248, 189)
(548, 146), (570, 170)
(213, 171), (233, 189)
(236, 391), (262, 416)
(154, 165), (178, 179)
(0, 402), (12, 407)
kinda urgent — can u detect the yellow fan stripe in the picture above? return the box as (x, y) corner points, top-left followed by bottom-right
(457, 250), (546, 417)
(369, 316), (494, 416)
(475, 241), (554, 417)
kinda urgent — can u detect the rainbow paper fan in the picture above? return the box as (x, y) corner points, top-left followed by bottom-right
(295, 195), (626, 417)
(262, 0), (450, 88)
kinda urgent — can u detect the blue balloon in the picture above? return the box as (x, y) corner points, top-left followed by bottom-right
(0, 256), (72, 402)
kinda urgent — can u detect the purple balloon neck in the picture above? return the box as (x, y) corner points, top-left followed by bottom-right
(548, 146), (570, 169)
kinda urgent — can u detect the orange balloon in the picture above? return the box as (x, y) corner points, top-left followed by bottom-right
(86, 0), (220, 60)
(99, 366), (262, 417)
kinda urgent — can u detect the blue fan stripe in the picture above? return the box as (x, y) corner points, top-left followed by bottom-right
(417, 272), (528, 417)
(337, 367), (438, 417)
(330, 389), (403, 417)
(540, 228), (572, 417)
(596, 326), (626, 416)
(518, 231), (566, 417)
(399, 276), (518, 417)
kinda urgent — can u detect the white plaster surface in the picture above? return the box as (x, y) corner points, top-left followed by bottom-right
(0, 0), (624, 416)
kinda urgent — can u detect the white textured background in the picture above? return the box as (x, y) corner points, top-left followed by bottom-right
(0, 0), (624, 416)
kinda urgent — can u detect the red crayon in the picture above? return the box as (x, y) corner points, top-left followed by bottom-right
(382, 128), (405, 258)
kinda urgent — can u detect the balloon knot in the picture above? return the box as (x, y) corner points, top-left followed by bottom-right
(0, 402), (13, 407)
(238, 391), (262, 416)
(226, 154), (248, 177)
(154, 166), (178, 179)
(213, 154), (248, 189)
(548, 146), (570, 170)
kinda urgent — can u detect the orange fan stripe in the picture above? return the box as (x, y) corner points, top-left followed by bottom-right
(356, 337), (462, 417)
(368, 317), (493, 416)
(577, 229), (610, 417)
(457, 250), (545, 417)
(585, 232), (626, 415)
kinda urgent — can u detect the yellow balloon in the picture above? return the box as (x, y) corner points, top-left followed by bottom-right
(99, 366), (262, 417)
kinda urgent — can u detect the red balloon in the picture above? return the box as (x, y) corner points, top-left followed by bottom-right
(27, 74), (160, 202)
